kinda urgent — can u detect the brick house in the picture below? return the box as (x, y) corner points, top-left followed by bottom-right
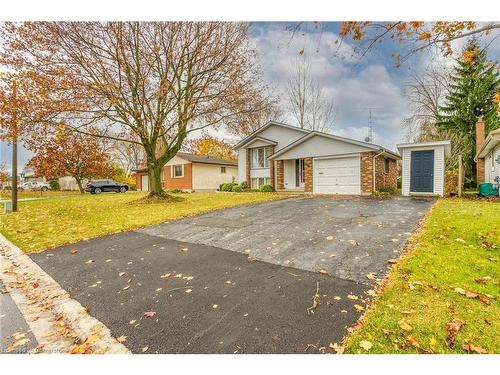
(133, 152), (237, 192)
(234, 121), (400, 195)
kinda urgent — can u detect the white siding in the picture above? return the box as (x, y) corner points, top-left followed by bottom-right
(192, 164), (237, 191)
(485, 144), (500, 183)
(250, 168), (270, 178)
(257, 125), (307, 150)
(284, 159), (296, 189)
(237, 148), (246, 183)
(275, 134), (370, 160)
(401, 145), (445, 197)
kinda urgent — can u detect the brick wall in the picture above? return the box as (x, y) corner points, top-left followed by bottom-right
(476, 117), (485, 184)
(304, 157), (313, 193)
(374, 157), (398, 191)
(276, 160), (284, 190)
(360, 152), (374, 194)
(163, 163), (192, 190)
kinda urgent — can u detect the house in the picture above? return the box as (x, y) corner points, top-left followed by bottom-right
(234, 121), (400, 195)
(397, 140), (451, 197)
(133, 152), (237, 192)
(475, 117), (500, 185)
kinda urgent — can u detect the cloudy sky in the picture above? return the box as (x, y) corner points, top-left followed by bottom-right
(1, 21), (499, 172)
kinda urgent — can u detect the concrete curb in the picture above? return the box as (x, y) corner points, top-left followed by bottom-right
(0, 234), (130, 354)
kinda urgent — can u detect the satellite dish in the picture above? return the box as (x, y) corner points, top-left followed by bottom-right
(364, 136), (370, 143)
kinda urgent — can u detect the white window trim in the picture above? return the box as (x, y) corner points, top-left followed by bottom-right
(171, 164), (184, 178)
(250, 147), (269, 169)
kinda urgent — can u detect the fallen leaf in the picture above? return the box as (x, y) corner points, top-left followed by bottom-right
(387, 259), (398, 264)
(359, 340), (373, 351)
(143, 310), (156, 318)
(354, 304), (364, 312)
(329, 342), (344, 354)
(366, 272), (377, 280)
(185, 289), (192, 293)
(325, 236), (334, 240)
(398, 319), (413, 331)
(445, 319), (465, 347)
(160, 273), (171, 279)
(349, 239), (360, 246)
(334, 296), (341, 300)
(347, 294), (358, 300)
(318, 269), (328, 275)
(465, 291), (478, 298)
(118, 272), (125, 277)
(85, 259), (94, 264)
(129, 320), (136, 325)
(116, 335), (127, 343)
(478, 294), (490, 305)
(429, 336), (437, 347)
(406, 335), (420, 348)
(212, 304), (218, 309)
(463, 343), (487, 354)
(455, 238), (465, 243)
(142, 346), (149, 352)
(123, 285), (130, 290)
(69, 249), (78, 254)
(454, 287), (466, 295)
(7, 338), (31, 352)
(475, 276), (491, 284)
(181, 247), (188, 252)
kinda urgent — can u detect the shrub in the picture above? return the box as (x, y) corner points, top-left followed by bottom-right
(231, 185), (242, 192)
(239, 180), (248, 190)
(222, 183), (236, 192)
(376, 186), (398, 195)
(259, 184), (274, 192)
(219, 183), (225, 191)
(129, 183), (137, 191)
(397, 176), (402, 189)
(49, 179), (60, 191)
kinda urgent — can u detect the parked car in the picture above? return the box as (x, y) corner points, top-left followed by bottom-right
(20, 181), (51, 191)
(85, 179), (129, 194)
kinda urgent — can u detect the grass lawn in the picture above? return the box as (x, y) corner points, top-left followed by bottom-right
(0, 190), (81, 199)
(345, 198), (499, 354)
(0, 191), (287, 253)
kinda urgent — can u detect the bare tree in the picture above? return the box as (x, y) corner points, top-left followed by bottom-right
(286, 57), (335, 132)
(402, 64), (468, 169)
(1, 22), (265, 198)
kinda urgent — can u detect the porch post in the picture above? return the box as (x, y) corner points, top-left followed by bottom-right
(304, 158), (313, 193)
(276, 160), (284, 190)
(268, 145), (276, 188)
(245, 148), (251, 187)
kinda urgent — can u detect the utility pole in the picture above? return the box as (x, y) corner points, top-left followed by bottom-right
(11, 80), (18, 212)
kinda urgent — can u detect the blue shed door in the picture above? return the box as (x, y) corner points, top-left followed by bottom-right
(410, 150), (434, 193)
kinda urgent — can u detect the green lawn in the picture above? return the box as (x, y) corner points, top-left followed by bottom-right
(0, 191), (287, 253)
(345, 198), (499, 354)
(0, 190), (81, 199)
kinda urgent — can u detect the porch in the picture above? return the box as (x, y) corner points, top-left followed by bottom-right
(276, 158), (307, 192)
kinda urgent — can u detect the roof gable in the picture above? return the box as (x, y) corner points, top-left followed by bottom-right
(269, 131), (400, 160)
(233, 121), (309, 149)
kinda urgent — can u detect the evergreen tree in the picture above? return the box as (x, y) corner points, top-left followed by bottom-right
(437, 38), (499, 180)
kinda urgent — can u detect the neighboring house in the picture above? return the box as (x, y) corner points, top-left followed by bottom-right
(133, 152), (237, 192)
(475, 117), (500, 185)
(58, 176), (89, 191)
(234, 121), (400, 195)
(20, 168), (45, 183)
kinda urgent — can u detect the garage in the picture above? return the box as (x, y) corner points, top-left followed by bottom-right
(313, 156), (361, 195)
(140, 175), (149, 192)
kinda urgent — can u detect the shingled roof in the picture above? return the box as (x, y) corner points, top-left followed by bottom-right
(133, 152), (237, 172)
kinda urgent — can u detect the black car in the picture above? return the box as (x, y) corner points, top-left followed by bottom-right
(85, 179), (129, 194)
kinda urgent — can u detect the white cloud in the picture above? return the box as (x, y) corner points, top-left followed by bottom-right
(250, 25), (412, 150)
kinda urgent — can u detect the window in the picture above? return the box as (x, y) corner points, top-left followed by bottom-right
(251, 147), (269, 169)
(251, 177), (270, 189)
(172, 164), (184, 178)
(221, 166), (226, 174)
(384, 158), (390, 174)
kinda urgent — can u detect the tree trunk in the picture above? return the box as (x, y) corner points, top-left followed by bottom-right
(75, 177), (85, 194)
(148, 163), (166, 198)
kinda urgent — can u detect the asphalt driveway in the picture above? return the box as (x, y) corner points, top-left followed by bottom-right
(30, 196), (434, 353)
(140, 196), (434, 284)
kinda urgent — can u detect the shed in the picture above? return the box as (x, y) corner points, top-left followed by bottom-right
(397, 141), (451, 197)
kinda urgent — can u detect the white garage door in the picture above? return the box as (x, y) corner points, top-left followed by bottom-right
(313, 156), (361, 195)
(141, 175), (149, 192)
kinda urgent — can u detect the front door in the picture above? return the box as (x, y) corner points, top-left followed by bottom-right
(295, 159), (305, 188)
(410, 150), (434, 193)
